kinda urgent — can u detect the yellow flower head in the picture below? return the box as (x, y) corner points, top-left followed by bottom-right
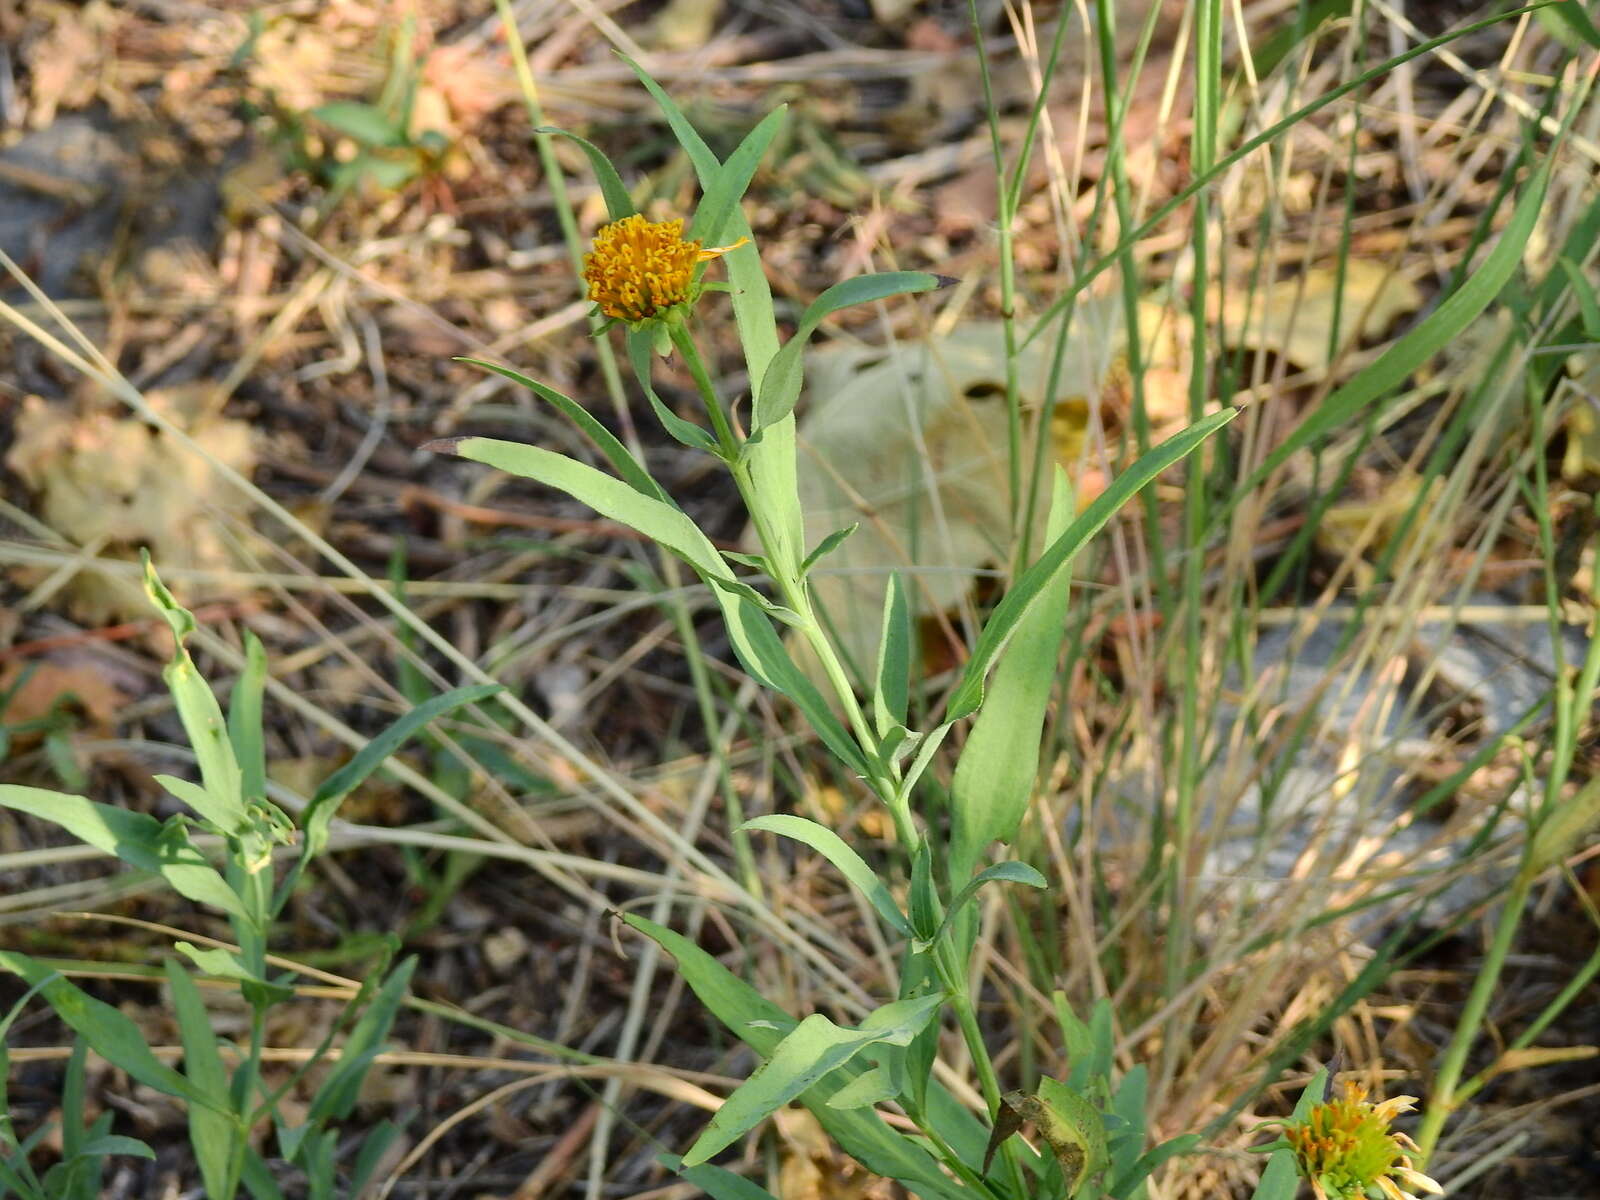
(581, 214), (744, 325)
(1284, 1081), (1441, 1200)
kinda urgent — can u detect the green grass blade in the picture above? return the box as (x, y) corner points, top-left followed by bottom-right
(1237, 156), (1552, 496)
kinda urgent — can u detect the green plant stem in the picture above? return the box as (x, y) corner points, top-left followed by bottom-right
(1414, 867), (1533, 1162)
(931, 937), (1027, 1198)
(669, 326), (920, 851)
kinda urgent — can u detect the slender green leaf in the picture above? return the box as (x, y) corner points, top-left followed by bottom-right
(164, 960), (238, 1200)
(664, 1157), (780, 1200)
(626, 328), (723, 454)
(623, 914), (968, 1199)
(428, 435), (726, 580)
(348, 1122), (403, 1197)
(239, 1147), (287, 1200)
(1541, 0), (1600, 48)
(306, 958), (416, 1123)
(947, 409), (1236, 720)
(0, 786), (247, 922)
(1241, 158), (1551, 495)
(928, 862), (1047, 949)
(302, 682), (500, 857)
(825, 1061), (900, 1110)
(949, 469), (1073, 882)
(534, 127), (635, 220)
(429, 437), (868, 773)
(0, 950), (222, 1111)
(229, 632), (268, 804)
(152, 775), (243, 834)
(872, 573), (911, 739)
(456, 358), (667, 500)
(683, 993), (945, 1166)
(753, 272), (948, 432)
(1559, 257), (1600, 338)
(740, 815), (911, 935)
(143, 554), (248, 834)
(71, 1136), (154, 1161)
(690, 106), (787, 245)
(799, 523), (858, 576)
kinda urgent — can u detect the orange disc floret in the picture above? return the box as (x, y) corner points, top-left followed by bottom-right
(583, 214), (704, 323)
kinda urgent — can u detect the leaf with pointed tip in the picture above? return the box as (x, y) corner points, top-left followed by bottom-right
(740, 815), (911, 935)
(534, 127), (634, 220)
(753, 272), (951, 432)
(945, 409), (1235, 721)
(690, 106), (786, 246)
(926, 861), (1046, 949)
(682, 993), (945, 1166)
(626, 330), (723, 454)
(456, 358), (666, 500)
(0, 786), (247, 923)
(872, 573), (911, 738)
(800, 523), (858, 576)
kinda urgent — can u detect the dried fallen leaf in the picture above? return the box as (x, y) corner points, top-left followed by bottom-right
(1213, 259), (1423, 377)
(0, 658), (132, 732)
(5, 386), (256, 622)
(786, 307), (1126, 678)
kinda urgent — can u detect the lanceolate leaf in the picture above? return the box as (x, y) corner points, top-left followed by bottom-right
(143, 554), (248, 835)
(946, 408), (1236, 721)
(948, 469), (1073, 883)
(300, 683), (503, 858)
(623, 914), (968, 1199)
(428, 437), (869, 774)
(740, 815), (911, 935)
(682, 993), (945, 1166)
(690, 106), (787, 246)
(455, 358), (667, 500)
(534, 127), (635, 221)
(753, 272), (950, 433)
(872, 573), (911, 738)
(164, 960), (237, 1200)
(0, 787), (247, 923)
(0, 950), (224, 1113)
